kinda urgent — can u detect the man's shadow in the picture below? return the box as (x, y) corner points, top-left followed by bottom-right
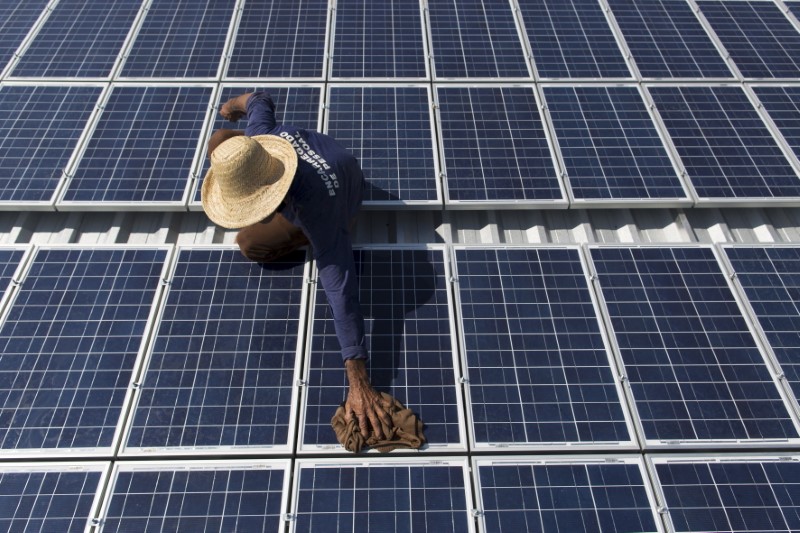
(353, 182), (438, 389)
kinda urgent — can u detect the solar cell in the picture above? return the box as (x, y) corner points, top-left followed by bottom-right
(543, 85), (686, 203)
(191, 85), (322, 205)
(607, 0), (732, 79)
(62, 85), (211, 206)
(517, 0), (631, 79)
(0, 0), (49, 77)
(590, 246), (799, 445)
(0, 85), (101, 204)
(299, 247), (464, 452)
(119, 0), (236, 78)
(226, 0), (328, 79)
(474, 458), (661, 533)
(99, 461), (289, 532)
(0, 247), (168, 455)
(436, 86), (563, 205)
(427, 0), (530, 79)
(724, 246), (800, 410)
(326, 86), (439, 205)
(330, 0), (427, 79)
(649, 85), (800, 203)
(292, 459), (473, 533)
(0, 463), (106, 532)
(9, 0), (141, 78)
(697, 0), (800, 79)
(652, 456), (800, 533)
(123, 248), (306, 454)
(753, 85), (800, 162)
(453, 247), (633, 449)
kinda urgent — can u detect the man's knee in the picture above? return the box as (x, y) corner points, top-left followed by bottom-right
(235, 228), (264, 262)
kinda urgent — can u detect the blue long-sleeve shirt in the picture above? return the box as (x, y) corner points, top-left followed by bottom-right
(245, 92), (368, 360)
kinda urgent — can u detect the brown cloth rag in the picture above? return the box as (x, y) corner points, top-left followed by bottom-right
(331, 392), (426, 453)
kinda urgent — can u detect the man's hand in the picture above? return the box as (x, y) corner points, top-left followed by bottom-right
(344, 359), (392, 439)
(219, 93), (252, 122)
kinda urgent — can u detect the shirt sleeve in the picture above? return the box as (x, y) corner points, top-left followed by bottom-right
(315, 230), (368, 361)
(244, 92), (277, 136)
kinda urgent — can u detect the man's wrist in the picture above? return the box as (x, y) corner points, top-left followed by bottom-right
(345, 358), (370, 384)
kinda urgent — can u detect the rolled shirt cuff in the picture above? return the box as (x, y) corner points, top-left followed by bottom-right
(341, 346), (368, 361)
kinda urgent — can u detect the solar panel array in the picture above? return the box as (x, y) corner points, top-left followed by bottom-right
(3, 0), (800, 530)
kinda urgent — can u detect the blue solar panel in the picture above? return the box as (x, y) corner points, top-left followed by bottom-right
(607, 0), (732, 79)
(649, 85), (800, 202)
(101, 461), (288, 532)
(63, 85), (211, 205)
(753, 86), (800, 162)
(326, 86), (438, 204)
(475, 459), (659, 533)
(697, 1), (800, 79)
(590, 246), (798, 444)
(124, 248), (306, 453)
(226, 0), (327, 79)
(653, 457), (800, 533)
(293, 460), (472, 532)
(724, 246), (800, 409)
(193, 85), (322, 204)
(454, 247), (632, 449)
(0, 0), (49, 75)
(0, 85), (101, 204)
(436, 86), (562, 204)
(301, 247), (463, 451)
(544, 86), (685, 202)
(9, 0), (141, 78)
(427, 0), (530, 79)
(517, 0), (631, 79)
(119, 0), (236, 78)
(0, 247), (167, 453)
(0, 464), (105, 532)
(331, 0), (427, 79)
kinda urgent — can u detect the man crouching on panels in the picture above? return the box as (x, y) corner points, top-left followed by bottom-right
(202, 91), (392, 442)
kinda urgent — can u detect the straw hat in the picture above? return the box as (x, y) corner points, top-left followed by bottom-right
(202, 134), (298, 229)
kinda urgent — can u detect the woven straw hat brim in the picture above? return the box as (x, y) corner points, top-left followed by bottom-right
(202, 135), (298, 229)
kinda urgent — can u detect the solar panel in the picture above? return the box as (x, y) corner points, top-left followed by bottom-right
(517, 0), (632, 79)
(330, 0), (427, 79)
(436, 86), (563, 206)
(474, 457), (661, 533)
(299, 247), (464, 452)
(325, 86), (439, 205)
(607, 0), (733, 79)
(0, 463), (107, 532)
(651, 455), (800, 533)
(0, 0), (49, 77)
(98, 460), (289, 532)
(543, 85), (687, 204)
(119, 0), (236, 79)
(427, 0), (530, 79)
(753, 85), (800, 162)
(292, 459), (474, 532)
(0, 246), (168, 455)
(589, 246), (799, 445)
(191, 85), (322, 206)
(123, 248), (307, 454)
(0, 84), (101, 205)
(225, 0), (328, 79)
(697, 0), (800, 79)
(723, 245), (800, 411)
(61, 85), (211, 207)
(648, 85), (800, 204)
(453, 247), (633, 450)
(9, 0), (141, 78)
